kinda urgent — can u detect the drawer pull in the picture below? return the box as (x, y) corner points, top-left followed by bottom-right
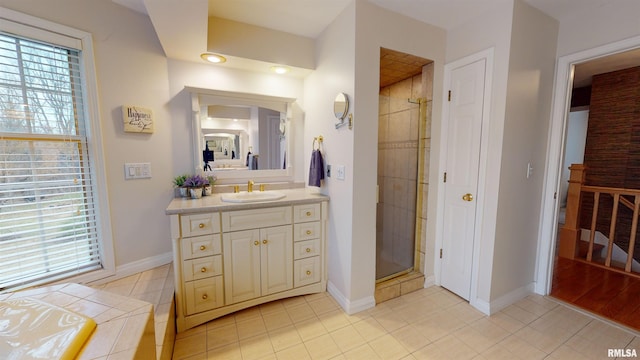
(306, 230), (312, 235)
(263, 239), (268, 244)
(198, 223), (205, 229)
(306, 248), (311, 253)
(200, 267), (207, 273)
(199, 245), (206, 251)
(202, 294), (208, 300)
(306, 211), (312, 216)
(254, 241), (260, 246)
(306, 270), (312, 276)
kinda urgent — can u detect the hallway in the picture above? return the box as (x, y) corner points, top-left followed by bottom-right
(551, 256), (640, 331)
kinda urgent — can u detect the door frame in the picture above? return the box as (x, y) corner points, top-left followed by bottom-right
(536, 35), (640, 295)
(434, 48), (494, 313)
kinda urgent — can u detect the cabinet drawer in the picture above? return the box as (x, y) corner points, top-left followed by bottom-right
(294, 222), (320, 241)
(181, 213), (220, 237)
(181, 234), (221, 260)
(222, 206), (291, 232)
(183, 255), (222, 281)
(294, 256), (320, 287)
(184, 276), (224, 315)
(294, 239), (320, 260)
(293, 204), (321, 223)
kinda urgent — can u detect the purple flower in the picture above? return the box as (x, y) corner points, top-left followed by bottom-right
(184, 174), (208, 187)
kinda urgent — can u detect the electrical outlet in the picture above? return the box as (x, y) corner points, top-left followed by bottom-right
(336, 165), (346, 180)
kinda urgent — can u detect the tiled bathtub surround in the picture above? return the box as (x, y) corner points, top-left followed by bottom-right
(0, 283), (156, 359)
(91, 263), (176, 360)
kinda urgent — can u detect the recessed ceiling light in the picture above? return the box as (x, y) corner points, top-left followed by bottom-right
(270, 65), (290, 74)
(200, 53), (226, 64)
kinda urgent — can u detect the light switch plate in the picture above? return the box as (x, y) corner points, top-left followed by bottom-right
(124, 162), (152, 180)
(336, 165), (346, 180)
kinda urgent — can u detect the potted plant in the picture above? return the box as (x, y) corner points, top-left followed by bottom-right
(203, 175), (217, 196)
(173, 174), (189, 197)
(183, 174), (208, 199)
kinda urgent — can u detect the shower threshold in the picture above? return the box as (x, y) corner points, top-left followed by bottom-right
(374, 271), (425, 304)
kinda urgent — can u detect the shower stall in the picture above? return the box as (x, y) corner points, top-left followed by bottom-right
(376, 49), (432, 282)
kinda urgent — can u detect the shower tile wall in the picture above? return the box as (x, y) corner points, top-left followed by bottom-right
(377, 74), (421, 278)
(377, 63), (433, 279)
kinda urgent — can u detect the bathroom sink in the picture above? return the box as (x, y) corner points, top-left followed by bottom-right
(220, 191), (286, 203)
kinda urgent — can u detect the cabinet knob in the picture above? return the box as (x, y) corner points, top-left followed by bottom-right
(306, 230), (312, 235)
(262, 239), (268, 244)
(199, 223), (205, 229)
(200, 267), (207, 273)
(306, 248), (311, 253)
(306, 211), (312, 216)
(202, 294), (208, 300)
(199, 245), (206, 251)
(254, 241), (260, 246)
(306, 270), (312, 276)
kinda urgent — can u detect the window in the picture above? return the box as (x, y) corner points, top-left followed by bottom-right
(0, 10), (113, 291)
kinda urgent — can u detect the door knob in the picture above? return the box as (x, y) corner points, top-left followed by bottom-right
(462, 193), (474, 202)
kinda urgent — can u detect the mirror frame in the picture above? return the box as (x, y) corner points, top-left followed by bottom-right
(187, 86), (296, 184)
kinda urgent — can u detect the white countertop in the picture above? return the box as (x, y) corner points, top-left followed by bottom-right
(165, 188), (329, 215)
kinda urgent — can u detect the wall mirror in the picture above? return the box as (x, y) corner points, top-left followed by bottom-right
(188, 87), (296, 183)
(334, 92), (349, 121)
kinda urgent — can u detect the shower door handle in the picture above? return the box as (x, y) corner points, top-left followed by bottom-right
(462, 193), (474, 202)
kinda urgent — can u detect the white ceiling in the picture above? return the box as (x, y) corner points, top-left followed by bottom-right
(115, 0), (639, 85)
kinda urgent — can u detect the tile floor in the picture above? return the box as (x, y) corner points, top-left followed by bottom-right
(171, 285), (640, 360)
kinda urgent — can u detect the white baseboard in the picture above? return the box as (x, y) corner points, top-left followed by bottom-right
(88, 252), (173, 286)
(470, 297), (491, 315)
(424, 275), (436, 288)
(482, 282), (535, 315)
(327, 281), (376, 315)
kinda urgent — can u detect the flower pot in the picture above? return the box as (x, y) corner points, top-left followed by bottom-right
(178, 187), (188, 198)
(203, 185), (212, 196)
(188, 187), (203, 199)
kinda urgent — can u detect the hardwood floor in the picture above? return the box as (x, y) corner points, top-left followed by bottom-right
(551, 256), (640, 331)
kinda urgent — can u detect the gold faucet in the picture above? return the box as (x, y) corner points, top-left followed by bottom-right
(247, 180), (254, 193)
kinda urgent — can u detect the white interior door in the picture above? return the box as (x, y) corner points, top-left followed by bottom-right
(440, 58), (486, 300)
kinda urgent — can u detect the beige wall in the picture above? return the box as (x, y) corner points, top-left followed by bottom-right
(0, 0), (175, 270)
(492, 0), (558, 301)
(556, 1), (640, 57)
(303, 0), (446, 311)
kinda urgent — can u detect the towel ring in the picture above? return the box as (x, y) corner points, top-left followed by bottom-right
(313, 135), (323, 150)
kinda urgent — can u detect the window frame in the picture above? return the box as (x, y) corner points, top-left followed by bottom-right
(0, 7), (115, 287)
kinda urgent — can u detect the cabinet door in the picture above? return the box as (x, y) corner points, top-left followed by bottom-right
(223, 229), (261, 304)
(260, 225), (293, 296)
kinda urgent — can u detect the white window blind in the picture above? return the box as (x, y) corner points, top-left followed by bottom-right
(0, 31), (102, 291)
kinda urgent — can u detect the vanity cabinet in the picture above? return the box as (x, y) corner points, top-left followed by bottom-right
(167, 194), (328, 332)
(222, 206), (293, 304)
(179, 213), (224, 316)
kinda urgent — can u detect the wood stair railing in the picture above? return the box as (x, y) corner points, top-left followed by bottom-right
(559, 164), (640, 277)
